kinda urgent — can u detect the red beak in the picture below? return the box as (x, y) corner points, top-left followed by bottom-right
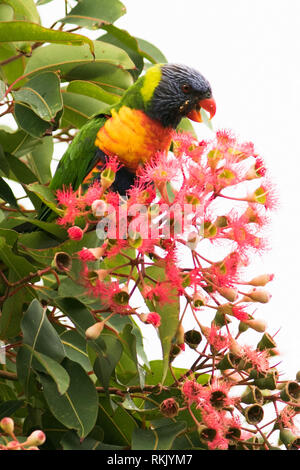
(187, 97), (216, 123)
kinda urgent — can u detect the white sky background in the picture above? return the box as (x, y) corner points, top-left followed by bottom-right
(5, 0), (300, 379)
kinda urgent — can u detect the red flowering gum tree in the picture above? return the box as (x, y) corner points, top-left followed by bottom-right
(0, 0), (299, 452)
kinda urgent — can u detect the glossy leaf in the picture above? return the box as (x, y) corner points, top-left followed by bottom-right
(54, 298), (96, 338)
(60, 0), (126, 30)
(60, 430), (125, 450)
(67, 80), (119, 105)
(144, 266), (180, 383)
(135, 37), (167, 64)
(0, 43), (26, 85)
(131, 421), (186, 450)
(26, 182), (63, 215)
(0, 80), (5, 100)
(98, 397), (138, 446)
(60, 330), (91, 372)
(13, 72), (62, 121)
(0, 400), (24, 420)
(0, 177), (18, 207)
(14, 102), (53, 138)
(93, 333), (123, 393)
(1, 0), (40, 23)
(0, 128), (42, 158)
(17, 345), (70, 395)
(0, 21), (94, 55)
(99, 25), (143, 78)
(39, 358), (98, 438)
(61, 91), (108, 129)
(26, 136), (53, 184)
(0, 4), (14, 21)
(21, 299), (66, 362)
(24, 41), (134, 79)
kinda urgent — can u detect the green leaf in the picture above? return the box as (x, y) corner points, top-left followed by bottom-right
(36, 0), (54, 5)
(135, 37), (167, 64)
(0, 383), (17, 402)
(200, 108), (214, 131)
(0, 177), (18, 207)
(6, 153), (37, 184)
(146, 360), (188, 386)
(0, 400), (24, 420)
(14, 102), (53, 138)
(26, 136), (53, 184)
(0, 271), (35, 340)
(17, 345), (70, 395)
(21, 299), (66, 362)
(0, 43), (26, 85)
(99, 24), (143, 78)
(60, 0), (126, 30)
(177, 117), (197, 138)
(60, 329), (91, 372)
(12, 216), (67, 239)
(0, 21), (94, 56)
(1, 0), (40, 23)
(144, 266), (180, 384)
(60, 430), (125, 450)
(39, 358), (98, 439)
(26, 182), (63, 215)
(0, 79), (5, 100)
(13, 72), (62, 121)
(93, 333), (123, 393)
(16, 299), (67, 395)
(67, 80), (119, 105)
(61, 91), (109, 129)
(24, 41), (134, 79)
(0, 128), (42, 158)
(98, 397), (138, 446)
(54, 298), (95, 338)
(131, 421), (186, 450)
(0, 4), (14, 21)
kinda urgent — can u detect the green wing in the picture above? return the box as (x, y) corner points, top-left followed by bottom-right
(38, 115), (108, 222)
(50, 115), (108, 192)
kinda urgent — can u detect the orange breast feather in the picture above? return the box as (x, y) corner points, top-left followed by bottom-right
(95, 106), (173, 172)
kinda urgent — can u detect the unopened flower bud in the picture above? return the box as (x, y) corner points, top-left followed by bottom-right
(91, 199), (107, 217)
(248, 274), (274, 287)
(229, 337), (243, 356)
(67, 226), (83, 241)
(217, 287), (238, 302)
(25, 430), (46, 447)
(243, 318), (267, 333)
(242, 289), (271, 304)
(0, 417), (14, 435)
(85, 321), (105, 340)
(160, 398), (179, 418)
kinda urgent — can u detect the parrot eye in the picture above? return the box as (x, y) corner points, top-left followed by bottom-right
(181, 84), (192, 94)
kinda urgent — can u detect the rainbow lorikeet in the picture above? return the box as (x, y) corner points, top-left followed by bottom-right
(38, 63), (216, 221)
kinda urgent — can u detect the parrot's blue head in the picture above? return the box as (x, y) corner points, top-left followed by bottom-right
(145, 63), (216, 128)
